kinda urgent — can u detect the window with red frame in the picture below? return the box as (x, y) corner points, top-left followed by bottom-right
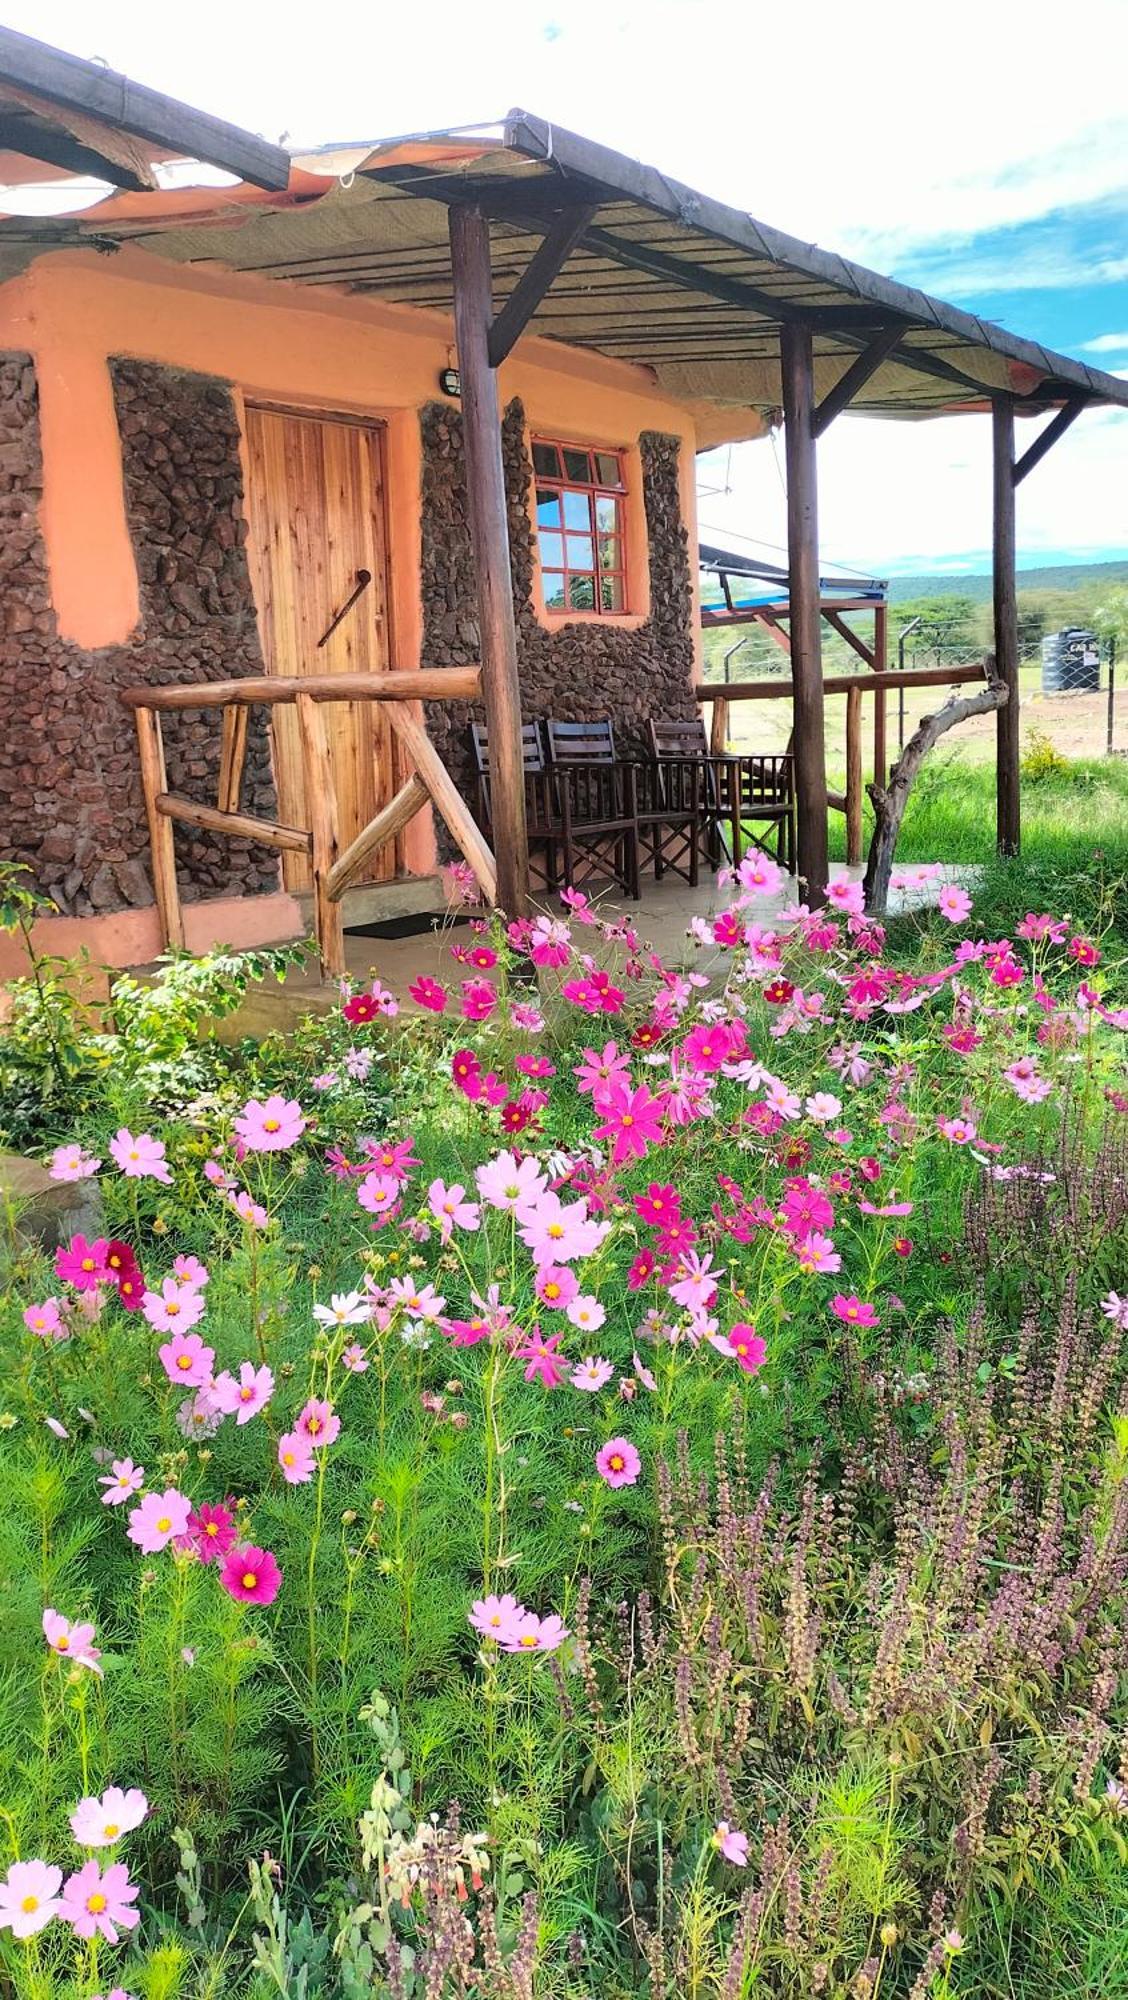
(532, 439), (628, 614)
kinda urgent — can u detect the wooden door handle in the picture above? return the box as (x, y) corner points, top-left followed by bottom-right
(317, 569), (372, 648)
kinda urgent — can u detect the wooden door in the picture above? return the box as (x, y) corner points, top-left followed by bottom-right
(243, 406), (396, 890)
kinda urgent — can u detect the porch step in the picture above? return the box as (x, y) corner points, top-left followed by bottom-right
(294, 875), (445, 936)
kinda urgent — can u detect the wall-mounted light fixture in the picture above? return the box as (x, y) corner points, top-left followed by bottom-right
(438, 367), (461, 398)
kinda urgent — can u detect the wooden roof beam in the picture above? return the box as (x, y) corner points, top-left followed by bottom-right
(487, 202), (597, 365)
(0, 25), (291, 189)
(0, 109), (148, 189)
(1012, 392), (1089, 485)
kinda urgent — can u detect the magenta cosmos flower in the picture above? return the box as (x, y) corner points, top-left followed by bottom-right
(109, 1128), (172, 1185)
(296, 1397), (340, 1447)
(211, 1361), (274, 1423)
(0, 1859), (64, 1937)
(831, 1294), (879, 1329)
(60, 1858), (140, 1942)
(127, 1488), (191, 1554)
(69, 1786), (148, 1848)
(592, 1081), (665, 1166)
(498, 1610), (570, 1654)
(233, 1094), (306, 1153)
(143, 1278), (207, 1336)
(55, 1234), (109, 1291)
(185, 1503), (237, 1564)
(714, 1821), (749, 1865)
(43, 1608), (101, 1674)
(220, 1545), (282, 1606)
(726, 1323), (767, 1373)
(157, 1329), (215, 1387)
(596, 1437), (642, 1488)
(515, 1328), (569, 1389)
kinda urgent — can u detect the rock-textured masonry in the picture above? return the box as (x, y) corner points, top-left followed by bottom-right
(0, 355), (277, 917)
(420, 398), (698, 804)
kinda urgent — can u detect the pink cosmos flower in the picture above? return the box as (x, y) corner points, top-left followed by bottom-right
(49, 1144), (101, 1182)
(342, 1342), (369, 1373)
(220, 1545), (282, 1606)
(460, 978), (498, 1022)
(357, 1172), (400, 1218)
(596, 1437), (641, 1488)
(23, 1298), (64, 1339)
(234, 1095), (306, 1153)
(567, 1294), (606, 1333)
(736, 852), (784, 896)
(831, 1293), (879, 1328)
(109, 1128), (172, 1185)
(0, 1860), (64, 1937)
(571, 1355), (614, 1392)
(529, 916), (573, 967)
(185, 1502), (237, 1563)
(43, 1609), (101, 1674)
(536, 1264), (579, 1310)
(804, 1091), (843, 1124)
(475, 1150), (548, 1217)
(515, 1328), (569, 1388)
(1101, 1291), (1128, 1332)
(937, 1114), (977, 1144)
(172, 1254), (210, 1288)
(278, 1430), (316, 1483)
(211, 1361), (274, 1423)
(362, 1136), (421, 1182)
(127, 1488), (191, 1554)
(1017, 912), (1067, 943)
(143, 1278), (207, 1337)
(60, 1859), (140, 1943)
(826, 876), (865, 917)
(593, 1080), (666, 1166)
(229, 1189), (269, 1229)
(69, 1787), (148, 1848)
(498, 1610), (570, 1654)
(714, 1822), (749, 1866)
(724, 1323), (767, 1373)
(794, 1231), (842, 1275)
(158, 1329), (215, 1387)
(428, 1179), (481, 1244)
(55, 1235), (109, 1291)
(519, 1192), (607, 1266)
(296, 1397), (340, 1447)
(1004, 1057), (1053, 1104)
(98, 1458), (145, 1506)
(938, 883), (973, 923)
(575, 1040), (632, 1103)
(469, 1592), (524, 1643)
(666, 1250), (722, 1312)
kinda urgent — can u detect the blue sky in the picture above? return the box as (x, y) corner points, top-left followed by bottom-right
(2, 0), (1126, 574)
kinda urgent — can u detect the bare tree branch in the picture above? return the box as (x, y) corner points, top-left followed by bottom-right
(862, 660), (1009, 916)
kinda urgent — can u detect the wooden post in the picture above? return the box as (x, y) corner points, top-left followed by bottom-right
(133, 705), (185, 950)
(992, 399), (1021, 856)
(295, 690), (346, 978)
(217, 704), (248, 813)
(873, 599), (888, 788)
(780, 323), (829, 904)
(709, 693), (729, 756)
(845, 684), (863, 865)
(449, 204), (529, 918)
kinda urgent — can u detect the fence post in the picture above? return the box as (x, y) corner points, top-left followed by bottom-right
(1108, 637), (1117, 757)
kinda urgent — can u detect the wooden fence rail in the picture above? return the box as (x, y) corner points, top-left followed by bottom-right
(698, 661), (987, 867)
(122, 667), (493, 977)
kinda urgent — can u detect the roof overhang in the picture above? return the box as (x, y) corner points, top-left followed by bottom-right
(1, 71), (1125, 432)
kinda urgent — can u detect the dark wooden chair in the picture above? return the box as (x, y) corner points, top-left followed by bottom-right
(470, 720), (562, 891)
(543, 717), (641, 900)
(649, 716), (794, 872)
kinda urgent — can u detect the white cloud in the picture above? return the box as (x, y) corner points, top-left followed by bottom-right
(1079, 333), (1128, 353)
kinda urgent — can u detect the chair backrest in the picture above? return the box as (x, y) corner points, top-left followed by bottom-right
(470, 719), (547, 775)
(545, 717), (617, 765)
(649, 716), (709, 760)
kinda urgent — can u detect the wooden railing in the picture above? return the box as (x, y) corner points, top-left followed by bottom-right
(121, 668), (494, 977)
(698, 662), (988, 867)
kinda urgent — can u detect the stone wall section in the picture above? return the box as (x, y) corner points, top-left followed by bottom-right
(420, 397), (697, 805)
(0, 354), (277, 916)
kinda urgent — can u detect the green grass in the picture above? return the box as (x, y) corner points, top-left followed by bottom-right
(827, 752), (1128, 943)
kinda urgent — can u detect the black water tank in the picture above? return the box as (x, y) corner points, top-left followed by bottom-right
(1041, 628), (1101, 693)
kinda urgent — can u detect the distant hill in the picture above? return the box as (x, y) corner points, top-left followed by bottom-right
(885, 561), (1128, 605)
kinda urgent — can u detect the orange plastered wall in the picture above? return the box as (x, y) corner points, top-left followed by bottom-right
(0, 247), (704, 671)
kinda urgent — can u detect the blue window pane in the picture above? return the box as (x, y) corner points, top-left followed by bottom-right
(538, 532), (564, 569)
(542, 572), (566, 609)
(565, 534), (595, 570)
(536, 489), (561, 529)
(562, 488), (591, 531)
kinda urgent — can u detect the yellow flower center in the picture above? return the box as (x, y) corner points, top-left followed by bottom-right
(87, 1893), (107, 1914)
(544, 1284), (560, 1301)
(166, 1302), (180, 1317)
(519, 1633), (538, 1648)
(621, 1114), (634, 1127)
(205, 1523), (219, 1538)
(176, 1353), (192, 1368)
(103, 1823), (119, 1838)
(308, 1418), (321, 1434)
(263, 1118), (280, 1133)
(157, 1516), (171, 1533)
(81, 1259), (95, 1272)
(56, 1636), (69, 1650)
(20, 1895), (39, 1913)
(548, 1223), (564, 1238)
(241, 1571), (258, 1591)
(610, 1455), (625, 1472)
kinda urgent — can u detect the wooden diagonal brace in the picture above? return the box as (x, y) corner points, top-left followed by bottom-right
(1012, 393), (1088, 486)
(813, 326), (904, 437)
(488, 204), (598, 367)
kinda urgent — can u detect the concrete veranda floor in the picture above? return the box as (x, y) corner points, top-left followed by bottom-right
(220, 862), (963, 1039)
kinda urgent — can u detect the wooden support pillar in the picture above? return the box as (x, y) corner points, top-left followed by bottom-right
(134, 705), (184, 950)
(845, 684), (863, 865)
(296, 690), (346, 978)
(780, 323), (829, 905)
(449, 204), (530, 918)
(873, 599), (888, 789)
(992, 399), (1021, 856)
